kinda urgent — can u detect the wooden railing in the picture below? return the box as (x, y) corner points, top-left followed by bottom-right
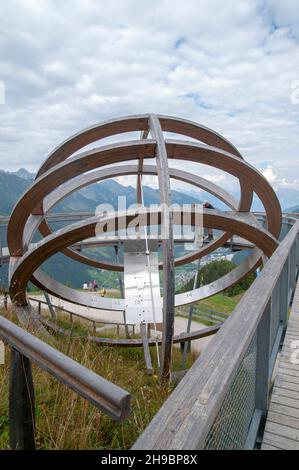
(0, 315), (131, 450)
(178, 305), (229, 325)
(133, 219), (299, 450)
(28, 297), (137, 335)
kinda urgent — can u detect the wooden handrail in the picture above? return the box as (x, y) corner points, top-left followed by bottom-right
(0, 314), (131, 449)
(133, 220), (299, 449)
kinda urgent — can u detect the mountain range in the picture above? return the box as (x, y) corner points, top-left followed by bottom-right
(1, 167), (298, 216)
(0, 168), (202, 216)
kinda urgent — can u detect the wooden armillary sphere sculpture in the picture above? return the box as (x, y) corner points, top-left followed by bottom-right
(8, 114), (281, 381)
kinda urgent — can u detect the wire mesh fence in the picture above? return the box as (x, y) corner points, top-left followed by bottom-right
(204, 333), (257, 450)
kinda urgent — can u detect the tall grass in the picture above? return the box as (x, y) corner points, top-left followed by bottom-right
(0, 308), (196, 449)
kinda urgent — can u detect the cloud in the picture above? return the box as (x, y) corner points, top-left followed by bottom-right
(0, 0), (298, 193)
(262, 166), (278, 184)
(261, 165), (299, 190)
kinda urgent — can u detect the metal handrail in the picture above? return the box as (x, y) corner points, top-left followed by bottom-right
(133, 219), (299, 449)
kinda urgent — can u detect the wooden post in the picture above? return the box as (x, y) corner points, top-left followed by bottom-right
(114, 245), (130, 339)
(149, 114), (175, 383)
(140, 323), (153, 375)
(9, 349), (35, 450)
(44, 292), (56, 321)
(182, 259), (201, 368)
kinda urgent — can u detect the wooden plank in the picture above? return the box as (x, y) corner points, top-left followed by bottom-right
(263, 431), (299, 450)
(267, 410), (299, 430)
(140, 323), (153, 375)
(275, 378), (299, 392)
(271, 393), (299, 409)
(272, 386), (299, 401)
(278, 360), (299, 372)
(261, 443), (280, 450)
(269, 402), (299, 419)
(279, 352), (299, 361)
(278, 367), (299, 378)
(264, 421), (299, 443)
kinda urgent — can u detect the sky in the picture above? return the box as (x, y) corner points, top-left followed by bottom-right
(0, 0), (298, 201)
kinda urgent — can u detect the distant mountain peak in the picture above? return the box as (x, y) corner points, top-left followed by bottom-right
(13, 168), (35, 180)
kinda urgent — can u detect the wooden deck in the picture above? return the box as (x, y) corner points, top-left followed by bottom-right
(261, 278), (299, 450)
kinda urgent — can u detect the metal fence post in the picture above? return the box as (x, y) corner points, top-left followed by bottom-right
(245, 301), (272, 449)
(280, 259), (290, 328)
(9, 348), (35, 450)
(290, 242), (296, 290)
(255, 301), (271, 412)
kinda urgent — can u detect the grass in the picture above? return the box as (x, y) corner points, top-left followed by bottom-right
(0, 308), (196, 450)
(176, 292), (243, 327)
(195, 293), (242, 314)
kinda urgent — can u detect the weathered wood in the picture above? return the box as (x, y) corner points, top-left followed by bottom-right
(10, 208), (278, 309)
(42, 318), (220, 347)
(140, 323), (153, 375)
(133, 223), (298, 450)
(44, 291), (56, 321)
(262, 431), (299, 450)
(275, 378), (299, 392)
(261, 443), (280, 450)
(182, 258), (201, 368)
(149, 114), (175, 382)
(267, 410), (299, 430)
(269, 402), (299, 419)
(0, 315), (131, 422)
(267, 422), (299, 446)
(27, 165), (242, 272)
(9, 349), (35, 450)
(272, 386), (299, 400)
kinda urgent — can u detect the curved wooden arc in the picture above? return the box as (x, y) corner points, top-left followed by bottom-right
(36, 113), (243, 178)
(27, 164), (240, 271)
(10, 208), (278, 309)
(8, 138), (280, 258)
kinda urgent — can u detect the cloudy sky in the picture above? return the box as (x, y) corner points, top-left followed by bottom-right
(0, 0), (298, 199)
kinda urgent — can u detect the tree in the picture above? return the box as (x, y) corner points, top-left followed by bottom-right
(180, 259), (256, 297)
